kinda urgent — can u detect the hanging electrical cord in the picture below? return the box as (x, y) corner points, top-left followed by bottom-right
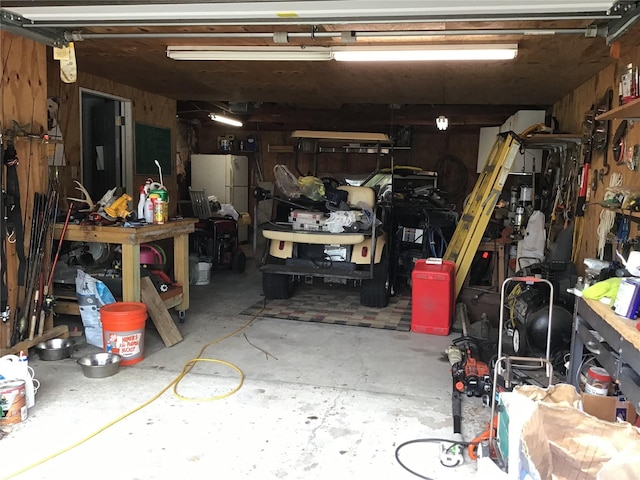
(3, 302), (266, 479)
(597, 172), (623, 259)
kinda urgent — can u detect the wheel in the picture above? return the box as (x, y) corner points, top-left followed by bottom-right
(263, 272), (296, 299)
(231, 250), (246, 273)
(512, 322), (528, 355)
(360, 252), (390, 308)
(178, 310), (186, 324)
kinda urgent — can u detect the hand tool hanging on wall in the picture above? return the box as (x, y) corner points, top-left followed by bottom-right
(593, 89), (613, 180)
(576, 105), (596, 216)
(613, 120), (628, 165)
(2, 141), (26, 285)
(0, 135), (10, 326)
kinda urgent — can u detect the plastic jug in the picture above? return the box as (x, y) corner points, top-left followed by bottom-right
(0, 353), (38, 408)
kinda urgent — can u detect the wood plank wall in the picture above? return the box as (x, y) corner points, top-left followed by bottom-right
(192, 123), (480, 215)
(0, 31), (48, 348)
(47, 56), (179, 214)
(553, 26), (640, 274)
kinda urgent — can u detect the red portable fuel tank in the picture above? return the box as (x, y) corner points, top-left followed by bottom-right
(411, 258), (456, 335)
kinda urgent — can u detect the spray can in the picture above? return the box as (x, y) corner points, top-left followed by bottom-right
(137, 185), (147, 221)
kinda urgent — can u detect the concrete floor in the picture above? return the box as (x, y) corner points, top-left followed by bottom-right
(1, 249), (496, 480)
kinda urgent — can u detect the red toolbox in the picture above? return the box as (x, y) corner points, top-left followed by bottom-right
(411, 258), (456, 335)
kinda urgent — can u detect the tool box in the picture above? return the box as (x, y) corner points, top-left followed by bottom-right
(288, 209), (329, 231)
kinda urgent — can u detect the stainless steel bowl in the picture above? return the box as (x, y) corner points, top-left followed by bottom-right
(77, 353), (122, 378)
(34, 338), (76, 361)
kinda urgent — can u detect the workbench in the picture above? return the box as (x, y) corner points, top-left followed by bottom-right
(54, 219), (196, 321)
(569, 297), (640, 413)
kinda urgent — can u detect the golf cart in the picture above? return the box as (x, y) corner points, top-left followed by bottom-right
(256, 130), (392, 307)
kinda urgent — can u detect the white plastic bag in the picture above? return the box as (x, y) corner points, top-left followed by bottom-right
(324, 211), (358, 233)
(75, 269), (116, 348)
(274, 165), (301, 198)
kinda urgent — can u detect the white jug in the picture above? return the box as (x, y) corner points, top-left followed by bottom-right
(0, 354), (37, 408)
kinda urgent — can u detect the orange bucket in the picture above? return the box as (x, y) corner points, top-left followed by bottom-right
(100, 302), (147, 366)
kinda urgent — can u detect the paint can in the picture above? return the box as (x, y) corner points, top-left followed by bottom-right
(0, 380), (28, 425)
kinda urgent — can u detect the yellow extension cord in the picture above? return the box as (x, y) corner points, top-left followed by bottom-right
(3, 304), (264, 479)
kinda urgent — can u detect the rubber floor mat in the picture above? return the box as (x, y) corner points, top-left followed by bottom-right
(241, 283), (411, 331)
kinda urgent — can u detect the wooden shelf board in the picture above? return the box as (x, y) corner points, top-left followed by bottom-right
(596, 97), (640, 121)
(523, 133), (582, 148)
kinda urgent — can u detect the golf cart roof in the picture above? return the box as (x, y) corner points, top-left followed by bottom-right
(291, 130), (392, 143)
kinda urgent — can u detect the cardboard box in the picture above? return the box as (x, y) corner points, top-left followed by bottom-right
(582, 393), (638, 424)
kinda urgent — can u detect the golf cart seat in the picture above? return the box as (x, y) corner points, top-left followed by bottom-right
(336, 185), (375, 209)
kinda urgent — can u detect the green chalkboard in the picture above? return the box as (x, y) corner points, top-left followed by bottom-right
(135, 122), (172, 175)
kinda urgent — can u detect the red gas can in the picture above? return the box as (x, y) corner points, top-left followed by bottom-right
(411, 258), (456, 335)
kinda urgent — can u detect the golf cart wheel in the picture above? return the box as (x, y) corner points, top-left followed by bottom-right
(512, 323), (528, 355)
(360, 254), (390, 308)
(263, 272), (296, 299)
(232, 250), (246, 273)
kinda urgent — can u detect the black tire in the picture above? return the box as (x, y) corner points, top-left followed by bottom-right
(231, 250), (246, 273)
(360, 253), (390, 308)
(512, 322), (529, 355)
(263, 272), (296, 299)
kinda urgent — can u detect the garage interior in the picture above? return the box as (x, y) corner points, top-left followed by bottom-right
(1, 1), (640, 479)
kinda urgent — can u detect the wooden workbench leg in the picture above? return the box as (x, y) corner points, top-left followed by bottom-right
(173, 233), (190, 312)
(121, 244), (141, 302)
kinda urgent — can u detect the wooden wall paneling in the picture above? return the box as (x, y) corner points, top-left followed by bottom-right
(48, 59), (178, 214)
(553, 44), (640, 274)
(1, 31), (48, 348)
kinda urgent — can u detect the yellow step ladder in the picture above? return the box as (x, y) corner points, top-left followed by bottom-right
(444, 125), (542, 297)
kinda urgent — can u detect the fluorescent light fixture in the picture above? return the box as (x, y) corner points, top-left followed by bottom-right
(168, 44), (517, 62)
(209, 113), (243, 127)
(436, 116), (449, 130)
(332, 44), (518, 61)
(168, 46), (331, 61)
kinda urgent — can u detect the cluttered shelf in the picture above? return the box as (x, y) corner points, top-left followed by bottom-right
(595, 97), (640, 121)
(598, 187), (640, 223)
(570, 298), (640, 412)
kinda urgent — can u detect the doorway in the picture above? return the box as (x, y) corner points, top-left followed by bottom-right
(80, 89), (133, 199)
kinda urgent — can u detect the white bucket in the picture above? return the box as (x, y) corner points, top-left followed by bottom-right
(195, 262), (212, 285)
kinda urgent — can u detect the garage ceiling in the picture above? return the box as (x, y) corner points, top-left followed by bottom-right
(2, 1), (639, 129)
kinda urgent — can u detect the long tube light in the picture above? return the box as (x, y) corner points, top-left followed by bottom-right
(209, 113), (243, 127)
(168, 46), (331, 61)
(167, 44), (518, 62)
(332, 44), (518, 61)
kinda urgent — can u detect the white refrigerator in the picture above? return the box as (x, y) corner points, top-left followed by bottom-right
(190, 154), (249, 242)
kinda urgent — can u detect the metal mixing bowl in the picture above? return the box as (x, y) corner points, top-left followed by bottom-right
(77, 353), (122, 378)
(34, 338), (76, 361)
